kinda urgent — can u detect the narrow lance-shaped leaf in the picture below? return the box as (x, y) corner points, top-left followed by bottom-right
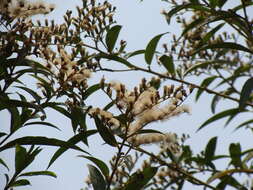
(205, 137), (217, 162)
(105, 25), (122, 52)
(87, 164), (106, 190)
(197, 108), (242, 131)
(47, 130), (97, 169)
(159, 55), (175, 75)
(78, 156), (109, 177)
(83, 84), (101, 100)
(15, 145), (27, 173)
(94, 116), (118, 147)
(24, 122), (60, 131)
(9, 179), (30, 187)
(145, 32), (168, 65)
(0, 158), (9, 171)
(239, 77), (253, 110)
(192, 42), (253, 56)
(0, 136), (86, 153)
(19, 171), (57, 178)
(196, 76), (217, 101)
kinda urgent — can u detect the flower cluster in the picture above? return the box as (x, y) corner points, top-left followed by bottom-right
(0, 0), (55, 18)
(96, 78), (192, 147)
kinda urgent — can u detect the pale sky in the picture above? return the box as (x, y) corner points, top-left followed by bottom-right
(1, 1), (253, 190)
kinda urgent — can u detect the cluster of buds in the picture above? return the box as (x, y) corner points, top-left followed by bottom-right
(0, 0), (55, 18)
(39, 46), (92, 91)
(98, 77), (192, 147)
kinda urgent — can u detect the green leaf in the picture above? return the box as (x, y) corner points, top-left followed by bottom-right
(198, 23), (225, 47)
(229, 143), (243, 168)
(211, 94), (221, 113)
(159, 55), (175, 75)
(15, 145), (27, 173)
(47, 130), (96, 169)
(137, 129), (163, 135)
(70, 106), (87, 133)
(9, 107), (22, 133)
(239, 78), (253, 110)
(10, 179), (31, 187)
(125, 49), (145, 59)
(106, 25), (122, 52)
(205, 137), (217, 162)
(234, 119), (253, 131)
(123, 167), (158, 190)
(0, 158), (9, 170)
(96, 53), (134, 68)
(15, 86), (41, 103)
(0, 132), (7, 138)
(45, 102), (71, 118)
(83, 84), (101, 100)
(103, 100), (115, 111)
(196, 76), (217, 101)
(94, 116), (118, 147)
(197, 108), (241, 131)
(165, 3), (210, 24)
(184, 60), (232, 76)
(19, 171), (57, 178)
(0, 136), (85, 153)
(192, 42), (253, 55)
(87, 164), (106, 190)
(145, 33), (167, 65)
(78, 156), (109, 177)
(24, 122), (60, 131)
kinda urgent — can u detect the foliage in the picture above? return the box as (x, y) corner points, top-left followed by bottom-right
(1, 0), (253, 190)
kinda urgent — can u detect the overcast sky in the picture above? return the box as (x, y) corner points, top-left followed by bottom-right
(1, 1), (253, 190)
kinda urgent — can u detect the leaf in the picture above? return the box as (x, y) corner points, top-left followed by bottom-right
(229, 143), (243, 168)
(159, 55), (175, 75)
(123, 167), (158, 190)
(204, 137), (217, 162)
(165, 3), (210, 24)
(137, 129), (163, 135)
(125, 49), (145, 59)
(209, 0), (218, 8)
(15, 144), (27, 173)
(145, 33), (167, 65)
(24, 122), (60, 131)
(218, 0), (227, 8)
(184, 60), (234, 76)
(239, 77), (253, 110)
(103, 100), (115, 111)
(0, 132), (7, 138)
(47, 130), (96, 168)
(15, 86), (41, 103)
(192, 42), (253, 55)
(211, 94), (221, 113)
(96, 53), (134, 68)
(94, 116), (118, 147)
(0, 136), (85, 153)
(19, 171), (57, 178)
(106, 25), (122, 52)
(10, 179), (30, 187)
(207, 169), (253, 184)
(78, 156), (109, 177)
(83, 84), (101, 100)
(9, 106), (22, 133)
(198, 23), (225, 47)
(70, 106), (87, 133)
(196, 76), (217, 101)
(87, 164), (106, 190)
(234, 119), (253, 131)
(45, 102), (71, 118)
(0, 158), (9, 171)
(197, 108), (241, 131)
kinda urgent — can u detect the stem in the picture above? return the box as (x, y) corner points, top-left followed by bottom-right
(129, 145), (216, 190)
(131, 65), (253, 107)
